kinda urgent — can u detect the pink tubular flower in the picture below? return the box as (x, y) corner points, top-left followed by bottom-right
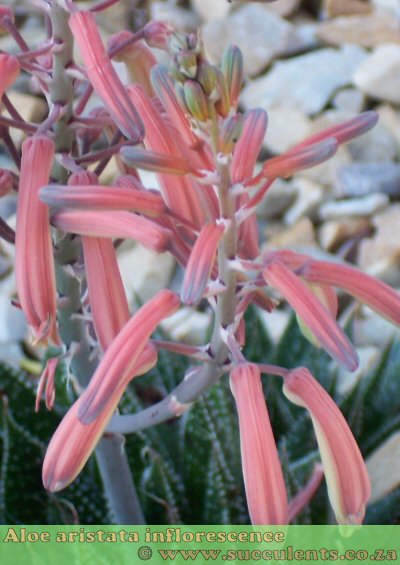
(294, 111), (378, 150)
(263, 260), (358, 371)
(181, 222), (225, 305)
(282, 368), (371, 525)
(127, 84), (216, 224)
(231, 109), (268, 184)
(43, 343), (158, 493)
(262, 138), (338, 179)
(51, 209), (172, 253)
(0, 169), (14, 197)
(143, 20), (174, 50)
(0, 53), (20, 98)
(15, 136), (59, 344)
(82, 237), (130, 351)
(300, 260), (400, 327)
(64, 170), (130, 351)
(77, 289), (180, 424)
(109, 32), (157, 97)
(40, 184), (165, 217)
(35, 357), (58, 412)
(69, 10), (144, 142)
(120, 147), (192, 176)
(230, 363), (288, 524)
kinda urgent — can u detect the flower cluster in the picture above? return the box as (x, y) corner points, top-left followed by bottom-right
(1, 0), (400, 525)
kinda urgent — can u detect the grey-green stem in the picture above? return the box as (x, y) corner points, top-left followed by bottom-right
(108, 155), (239, 435)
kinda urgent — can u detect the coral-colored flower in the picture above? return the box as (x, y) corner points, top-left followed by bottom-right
(181, 223), (225, 305)
(78, 289), (180, 424)
(231, 109), (268, 184)
(230, 363), (288, 524)
(282, 367), (371, 525)
(65, 171), (130, 351)
(69, 10), (144, 142)
(0, 53), (20, 98)
(109, 32), (157, 97)
(262, 138), (338, 179)
(301, 259), (400, 327)
(143, 20), (174, 50)
(263, 259), (358, 371)
(51, 209), (172, 253)
(295, 111), (378, 150)
(35, 357), (58, 412)
(82, 237), (130, 351)
(15, 136), (59, 344)
(40, 183), (165, 217)
(42, 343), (158, 493)
(127, 83), (217, 224)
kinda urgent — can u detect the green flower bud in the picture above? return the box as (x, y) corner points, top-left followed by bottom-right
(197, 61), (218, 98)
(219, 115), (244, 154)
(176, 51), (197, 79)
(183, 80), (208, 122)
(214, 69), (231, 118)
(221, 44), (244, 108)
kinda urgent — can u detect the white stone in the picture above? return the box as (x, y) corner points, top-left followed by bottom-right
(284, 178), (324, 225)
(150, 2), (200, 30)
(371, 0), (400, 16)
(160, 307), (211, 345)
(117, 243), (175, 305)
(319, 193), (389, 221)
(257, 179), (297, 220)
(202, 4), (299, 77)
(191, 0), (231, 22)
(241, 45), (367, 115)
(354, 44), (400, 105)
(332, 88), (365, 113)
(367, 432), (400, 503)
(263, 106), (312, 154)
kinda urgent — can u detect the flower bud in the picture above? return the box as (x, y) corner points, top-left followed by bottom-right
(176, 50), (197, 79)
(183, 80), (208, 122)
(221, 44), (244, 108)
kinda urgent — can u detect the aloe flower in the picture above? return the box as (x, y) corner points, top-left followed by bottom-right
(181, 223), (225, 305)
(15, 136), (59, 344)
(263, 259), (358, 371)
(231, 109), (268, 184)
(78, 289), (180, 424)
(63, 171), (130, 351)
(43, 289), (180, 491)
(35, 357), (58, 412)
(0, 53), (20, 98)
(40, 183), (165, 217)
(109, 31), (157, 97)
(52, 209), (172, 253)
(43, 343), (158, 493)
(282, 367), (371, 525)
(69, 10), (144, 142)
(230, 363), (288, 524)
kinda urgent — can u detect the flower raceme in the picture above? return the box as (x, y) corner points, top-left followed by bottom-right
(6, 6), (399, 525)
